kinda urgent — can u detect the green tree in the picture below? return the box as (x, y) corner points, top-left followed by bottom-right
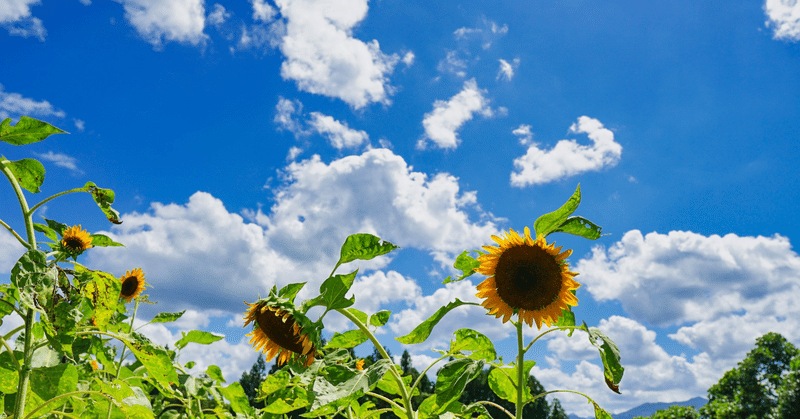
(774, 355), (800, 419)
(239, 354), (267, 408)
(459, 368), (550, 419)
(700, 332), (799, 419)
(637, 405), (700, 419)
(550, 398), (569, 419)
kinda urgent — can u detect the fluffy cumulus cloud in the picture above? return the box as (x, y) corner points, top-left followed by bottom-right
(307, 112), (369, 149)
(115, 0), (208, 49)
(251, 0), (275, 22)
(510, 116), (622, 187)
(764, 0), (800, 41)
(419, 79), (493, 149)
(274, 0), (400, 109)
(0, 230), (25, 274)
(0, 83), (65, 120)
(512, 124), (533, 145)
(206, 3), (229, 27)
(0, 0), (46, 40)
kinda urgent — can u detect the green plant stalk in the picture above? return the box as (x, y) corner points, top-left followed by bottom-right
(25, 390), (115, 419)
(0, 217), (30, 249)
(410, 352), (449, 395)
(337, 308), (416, 419)
(523, 325), (583, 354)
(516, 320), (526, 419)
(365, 391), (404, 411)
(2, 158), (38, 419)
(27, 187), (89, 216)
(0, 334), (20, 371)
(106, 298), (141, 419)
(473, 401), (515, 419)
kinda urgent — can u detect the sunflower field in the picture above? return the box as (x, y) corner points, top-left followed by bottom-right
(0, 116), (624, 418)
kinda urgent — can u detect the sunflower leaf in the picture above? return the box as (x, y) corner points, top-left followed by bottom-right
(0, 116), (67, 146)
(306, 270), (358, 311)
(552, 216), (603, 240)
(368, 310), (391, 327)
(396, 299), (479, 345)
(79, 181), (122, 224)
(594, 403), (614, 419)
(44, 218), (68, 236)
(534, 184), (581, 238)
(336, 234), (399, 269)
(2, 157), (45, 193)
(11, 249), (58, 313)
(150, 310), (186, 324)
(450, 328), (497, 362)
(346, 307), (368, 325)
(376, 370), (415, 397)
(90, 234), (125, 247)
(264, 386), (312, 414)
(175, 330), (225, 350)
(450, 250), (481, 282)
(219, 382), (255, 415)
(33, 222), (57, 242)
(206, 365), (225, 383)
(487, 361), (536, 404)
(122, 332), (179, 390)
(311, 359), (392, 411)
(434, 358), (484, 414)
(326, 329), (369, 349)
(260, 370), (291, 398)
(78, 266), (120, 330)
(279, 282), (307, 303)
(587, 327), (624, 393)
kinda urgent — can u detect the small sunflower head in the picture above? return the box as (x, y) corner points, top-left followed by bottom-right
(119, 268), (146, 303)
(475, 227), (580, 329)
(356, 359), (365, 371)
(91, 360), (99, 370)
(61, 225), (93, 255)
(243, 296), (320, 368)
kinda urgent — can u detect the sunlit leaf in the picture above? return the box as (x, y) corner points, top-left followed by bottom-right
(451, 250), (481, 282)
(552, 216), (603, 240)
(79, 266), (120, 330)
(175, 330), (225, 349)
(219, 382), (254, 415)
(0, 116), (67, 146)
(264, 386), (312, 414)
(587, 326), (624, 393)
(278, 282), (306, 303)
(0, 351), (19, 393)
(434, 358), (484, 414)
(487, 361), (536, 404)
(375, 370), (416, 397)
(149, 310), (185, 324)
(90, 234), (125, 247)
(305, 270), (358, 311)
(11, 249), (57, 313)
(260, 370), (291, 397)
(310, 359), (391, 411)
(450, 328), (497, 362)
(26, 363), (79, 416)
(123, 332), (179, 390)
(396, 299), (479, 344)
(594, 403), (614, 419)
(44, 218), (67, 237)
(346, 307), (368, 325)
(369, 310), (391, 327)
(2, 157), (45, 193)
(80, 181), (121, 224)
(534, 184), (581, 238)
(336, 234), (399, 268)
(33, 222), (57, 242)
(206, 365), (225, 383)
(326, 329), (369, 349)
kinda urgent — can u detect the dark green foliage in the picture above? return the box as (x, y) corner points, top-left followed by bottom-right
(240, 354), (267, 408)
(700, 332), (799, 419)
(550, 398), (570, 419)
(459, 368), (550, 419)
(636, 405), (699, 419)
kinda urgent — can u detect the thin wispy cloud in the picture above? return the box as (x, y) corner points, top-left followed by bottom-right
(0, 84), (65, 120)
(34, 151), (84, 175)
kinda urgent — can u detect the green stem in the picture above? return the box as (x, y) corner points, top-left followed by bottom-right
(0, 218), (30, 249)
(0, 334), (20, 371)
(106, 298), (140, 419)
(0, 299), (25, 320)
(515, 320), (525, 419)
(337, 308), (416, 419)
(410, 353), (449, 395)
(28, 187), (87, 216)
(365, 391), (404, 411)
(2, 156), (38, 419)
(3, 324), (25, 342)
(24, 390), (115, 419)
(523, 325), (583, 354)
(473, 401), (515, 419)
(528, 389), (596, 405)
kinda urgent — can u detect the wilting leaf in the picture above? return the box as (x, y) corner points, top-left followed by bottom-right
(396, 299), (479, 344)
(175, 330), (225, 349)
(594, 403), (614, 419)
(450, 328), (497, 362)
(80, 181), (121, 224)
(11, 249), (57, 312)
(534, 184), (581, 238)
(3, 157), (45, 193)
(79, 266), (120, 329)
(0, 116), (67, 146)
(587, 326), (624, 393)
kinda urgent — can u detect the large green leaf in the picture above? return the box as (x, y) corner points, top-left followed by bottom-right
(326, 329), (369, 349)
(2, 157), (45, 193)
(434, 358), (484, 414)
(33, 222), (57, 242)
(450, 328), (497, 362)
(79, 266), (121, 330)
(80, 181), (122, 224)
(123, 332), (179, 390)
(336, 234), (399, 268)
(0, 351), (19, 393)
(90, 234), (125, 247)
(487, 361), (537, 404)
(26, 363), (79, 416)
(278, 282), (306, 303)
(219, 382), (254, 415)
(587, 325), (624, 393)
(375, 370), (416, 397)
(10, 249), (57, 312)
(205, 365), (225, 383)
(259, 370), (291, 398)
(0, 116), (67, 145)
(305, 270), (358, 311)
(443, 250), (481, 284)
(311, 359), (391, 411)
(174, 330), (225, 349)
(369, 310), (391, 327)
(263, 386), (312, 414)
(551, 216), (603, 240)
(396, 299), (479, 344)
(534, 184), (581, 238)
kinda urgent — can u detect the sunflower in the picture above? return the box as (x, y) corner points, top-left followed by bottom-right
(475, 227), (580, 329)
(356, 359), (365, 371)
(119, 268), (146, 303)
(62, 225), (93, 254)
(243, 299), (318, 367)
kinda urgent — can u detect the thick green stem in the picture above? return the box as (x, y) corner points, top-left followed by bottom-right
(337, 308), (416, 419)
(516, 320), (525, 419)
(2, 156), (38, 419)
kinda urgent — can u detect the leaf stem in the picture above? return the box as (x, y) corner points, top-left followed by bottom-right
(24, 390), (115, 419)
(27, 187), (87, 216)
(523, 325), (583, 354)
(337, 308), (416, 419)
(0, 218), (30, 249)
(365, 391), (404, 411)
(473, 401), (515, 419)
(0, 334), (20, 371)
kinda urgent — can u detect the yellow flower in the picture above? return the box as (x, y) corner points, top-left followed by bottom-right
(62, 225), (93, 253)
(243, 300), (317, 367)
(91, 360), (99, 370)
(475, 227), (580, 329)
(119, 268), (146, 303)
(356, 359), (365, 371)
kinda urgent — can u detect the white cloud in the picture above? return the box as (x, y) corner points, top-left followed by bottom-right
(73, 118), (85, 132)
(80, 0), (92, 5)
(206, 3), (229, 27)
(286, 146), (303, 161)
(764, 0), (800, 41)
(274, 0), (400, 109)
(307, 112), (369, 149)
(237, 20), (284, 51)
(0, 84), (65, 120)
(251, 0), (275, 22)
(3, 15), (46, 40)
(496, 58), (519, 81)
(436, 50), (468, 78)
(512, 124), (533, 145)
(419, 79), (493, 149)
(115, 0), (208, 49)
(274, 96), (306, 135)
(401, 51), (415, 67)
(33, 151), (84, 174)
(0, 0), (39, 22)
(510, 116), (622, 186)
(452, 17), (508, 49)
(0, 230), (25, 274)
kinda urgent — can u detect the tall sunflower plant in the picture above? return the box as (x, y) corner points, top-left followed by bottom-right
(0, 116), (236, 419)
(240, 187), (623, 419)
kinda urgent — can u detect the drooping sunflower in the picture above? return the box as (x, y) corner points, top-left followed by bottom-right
(243, 298), (319, 367)
(62, 225), (93, 254)
(119, 268), (146, 303)
(475, 227), (580, 329)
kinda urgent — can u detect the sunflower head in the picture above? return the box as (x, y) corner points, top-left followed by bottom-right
(356, 359), (365, 371)
(119, 268), (146, 303)
(243, 293), (320, 368)
(475, 227), (580, 329)
(61, 225), (93, 255)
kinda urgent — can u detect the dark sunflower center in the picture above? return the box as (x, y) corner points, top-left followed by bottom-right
(494, 244), (564, 311)
(255, 309), (305, 354)
(64, 237), (85, 250)
(121, 276), (139, 296)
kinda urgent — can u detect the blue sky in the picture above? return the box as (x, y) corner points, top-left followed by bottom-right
(2, 0), (800, 416)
